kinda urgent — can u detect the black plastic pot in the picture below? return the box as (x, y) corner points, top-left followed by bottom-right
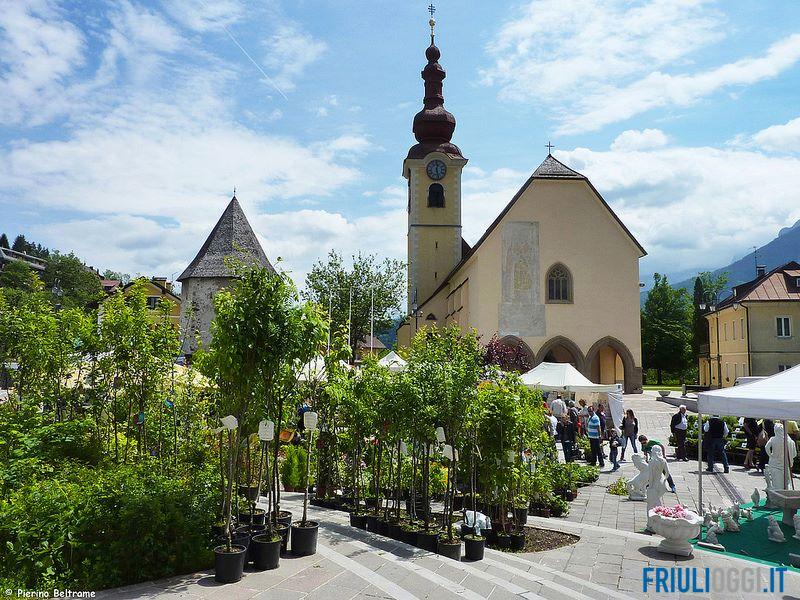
(416, 530), (439, 552)
(350, 513), (367, 529)
(376, 519), (389, 536)
(275, 523), (290, 554)
(238, 485), (260, 502)
(496, 534), (511, 549)
(387, 522), (403, 539)
(460, 524), (475, 539)
(365, 497), (380, 509)
(464, 535), (485, 561)
(214, 545), (246, 583)
(509, 532), (525, 551)
(211, 523), (227, 537)
(365, 514), (379, 532)
(290, 521), (319, 556)
(276, 510), (292, 527)
(250, 534), (281, 571)
(437, 539), (461, 561)
(401, 527), (420, 545)
(483, 528), (497, 544)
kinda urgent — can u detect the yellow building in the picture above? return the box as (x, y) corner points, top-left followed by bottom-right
(100, 277), (181, 327)
(396, 21), (646, 392)
(701, 262), (800, 388)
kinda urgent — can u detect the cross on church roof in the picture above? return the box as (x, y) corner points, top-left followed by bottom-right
(428, 4), (436, 17)
(545, 141), (555, 153)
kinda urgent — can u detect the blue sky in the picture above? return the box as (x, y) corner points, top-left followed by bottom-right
(2, 0), (800, 288)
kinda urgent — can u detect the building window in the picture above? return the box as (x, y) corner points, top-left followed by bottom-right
(724, 323), (728, 341)
(733, 321), (737, 340)
(778, 364), (793, 372)
(734, 363), (738, 380)
(742, 363), (747, 376)
(427, 183), (445, 208)
(740, 318), (745, 339)
(546, 264), (572, 303)
(777, 316), (792, 338)
(725, 363), (729, 381)
(146, 296), (159, 310)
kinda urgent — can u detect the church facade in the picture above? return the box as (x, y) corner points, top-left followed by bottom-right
(396, 22), (645, 393)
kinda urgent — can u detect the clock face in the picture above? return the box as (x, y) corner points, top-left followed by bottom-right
(426, 160), (447, 180)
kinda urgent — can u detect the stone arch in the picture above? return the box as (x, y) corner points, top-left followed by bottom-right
(535, 336), (585, 371)
(584, 336), (639, 393)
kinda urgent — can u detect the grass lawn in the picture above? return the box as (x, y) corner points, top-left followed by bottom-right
(642, 385), (682, 391)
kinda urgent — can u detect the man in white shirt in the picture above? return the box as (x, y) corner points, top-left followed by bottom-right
(550, 394), (566, 419)
(670, 405), (689, 461)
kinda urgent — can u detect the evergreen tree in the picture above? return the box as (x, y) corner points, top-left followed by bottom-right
(0, 233), (8, 249)
(12, 234), (26, 253)
(691, 277), (707, 359)
(641, 273), (692, 385)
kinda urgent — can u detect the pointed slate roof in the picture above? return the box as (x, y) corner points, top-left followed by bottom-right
(177, 196), (274, 281)
(532, 154), (584, 179)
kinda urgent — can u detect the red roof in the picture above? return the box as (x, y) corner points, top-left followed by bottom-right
(721, 262), (800, 305)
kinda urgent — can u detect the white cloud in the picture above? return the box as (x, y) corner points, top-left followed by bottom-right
(162, 0), (244, 32)
(262, 23), (326, 92)
(750, 116), (800, 153)
(611, 129), (669, 151)
(0, 0), (86, 125)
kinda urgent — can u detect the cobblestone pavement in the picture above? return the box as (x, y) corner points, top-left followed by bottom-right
(562, 393), (766, 532)
(97, 493), (800, 600)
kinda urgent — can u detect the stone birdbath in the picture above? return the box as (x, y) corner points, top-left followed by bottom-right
(648, 505), (703, 557)
(766, 489), (800, 526)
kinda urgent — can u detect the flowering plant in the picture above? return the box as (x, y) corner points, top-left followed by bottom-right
(652, 504), (692, 519)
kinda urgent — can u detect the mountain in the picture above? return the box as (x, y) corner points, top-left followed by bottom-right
(642, 220), (800, 303)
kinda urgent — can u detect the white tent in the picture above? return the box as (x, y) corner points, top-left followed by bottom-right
(520, 362), (620, 393)
(378, 351), (407, 372)
(698, 365), (800, 419)
(521, 362), (624, 433)
(696, 365), (800, 512)
(297, 357), (352, 382)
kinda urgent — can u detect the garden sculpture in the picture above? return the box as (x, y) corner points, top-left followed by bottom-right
(751, 488), (760, 507)
(464, 510), (491, 535)
(705, 523), (723, 547)
(627, 454), (649, 500)
(764, 423), (797, 492)
(645, 446), (670, 524)
(730, 504), (740, 521)
(721, 511), (740, 532)
(703, 511), (716, 529)
(741, 508), (753, 520)
(767, 515), (786, 542)
(793, 513), (800, 540)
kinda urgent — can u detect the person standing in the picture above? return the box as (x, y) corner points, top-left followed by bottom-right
(757, 419), (775, 473)
(670, 405), (689, 461)
(743, 417), (761, 470)
(550, 394), (566, 419)
(557, 414), (576, 463)
(608, 428), (620, 471)
(637, 435), (677, 492)
(620, 409), (638, 461)
(578, 399), (589, 436)
(586, 406), (604, 467)
(704, 415), (730, 473)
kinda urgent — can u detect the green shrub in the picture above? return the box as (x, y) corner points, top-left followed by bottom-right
(607, 477), (628, 496)
(547, 495), (569, 517)
(280, 444), (313, 491)
(0, 461), (219, 591)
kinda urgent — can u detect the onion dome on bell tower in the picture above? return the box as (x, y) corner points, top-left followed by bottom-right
(407, 12), (463, 160)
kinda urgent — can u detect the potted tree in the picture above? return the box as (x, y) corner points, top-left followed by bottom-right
(250, 419), (282, 570)
(291, 410), (320, 555)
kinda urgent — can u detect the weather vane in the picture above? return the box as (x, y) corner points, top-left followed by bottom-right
(428, 4), (436, 39)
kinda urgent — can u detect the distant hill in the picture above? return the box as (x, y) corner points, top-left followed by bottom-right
(672, 219), (800, 296)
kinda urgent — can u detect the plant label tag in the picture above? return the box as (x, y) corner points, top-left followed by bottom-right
(259, 420), (275, 441)
(443, 444), (453, 460)
(435, 426), (446, 443)
(304, 411), (319, 431)
(507, 450), (516, 464)
(453, 448), (459, 462)
(221, 415), (238, 430)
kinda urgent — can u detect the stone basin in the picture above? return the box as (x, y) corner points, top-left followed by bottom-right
(766, 489), (800, 526)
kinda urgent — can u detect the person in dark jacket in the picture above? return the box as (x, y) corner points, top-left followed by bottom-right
(743, 417), (761, 469)
(758, 419), (775, 473)
(620, 409), (638, 461)
(704, 416), (729, 473)
(557, 414), (576, 463)
(670, 405), (689, 461)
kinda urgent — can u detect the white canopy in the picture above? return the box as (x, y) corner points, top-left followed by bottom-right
(698, 365), (800, 419)
(297, 357), (352, 382)
(378, 351), (407, 372)
(520, 362), (620, 393)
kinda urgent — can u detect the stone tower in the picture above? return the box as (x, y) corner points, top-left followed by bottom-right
(403, 15), (468, 313)
(177, 195), (274, 356)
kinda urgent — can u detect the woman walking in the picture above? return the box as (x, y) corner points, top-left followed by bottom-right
(743, 417), (761, 470)
(620, 409), (638, 461)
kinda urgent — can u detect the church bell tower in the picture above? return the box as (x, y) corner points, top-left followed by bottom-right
(403, 9), (467, 314)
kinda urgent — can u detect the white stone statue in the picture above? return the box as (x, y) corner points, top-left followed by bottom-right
(627, 454), (649, 500)
(751, 488), (760, 507)
(764, 423), (797, 491)
(645, 446), (671, 519)
(730, 504), (740, 522)
(768, 515), (786, 542)
(741, 508), (753, 521)
(793, 514), (800, 540)
(721, 512), (740, 532)
(703, 511), (716, 529)
(705, 523), (722, 546)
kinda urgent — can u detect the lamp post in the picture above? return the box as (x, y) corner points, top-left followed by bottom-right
(699, 290), (726, 388)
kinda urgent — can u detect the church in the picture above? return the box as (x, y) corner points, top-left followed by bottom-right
(396, 18), (646, 393)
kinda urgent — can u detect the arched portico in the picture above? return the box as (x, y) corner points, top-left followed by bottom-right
(584, 336), (639, 393)
(534, 336), (585, 372)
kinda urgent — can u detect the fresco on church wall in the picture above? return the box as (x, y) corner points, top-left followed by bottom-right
(499, 221), (545, 337)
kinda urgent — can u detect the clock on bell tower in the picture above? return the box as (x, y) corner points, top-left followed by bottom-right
(403, 12), (467, 314)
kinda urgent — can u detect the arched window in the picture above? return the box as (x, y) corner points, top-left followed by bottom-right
(546, 264), (572, 303)
(427, 183), (445, 208)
